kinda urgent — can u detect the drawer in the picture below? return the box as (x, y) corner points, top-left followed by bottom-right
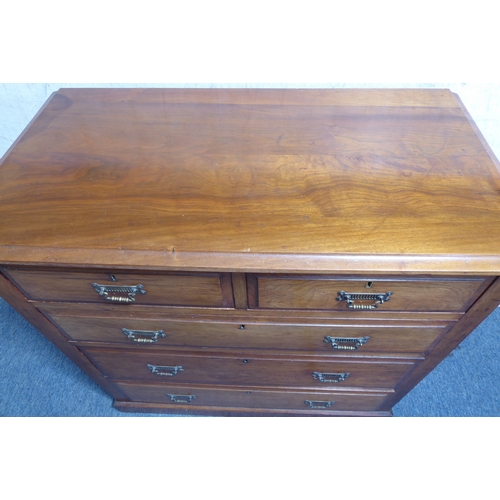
(48, 312), (450, 355)
(115, 382), (390, 412)
(3, 268), (233, 307)
(249, 275), (489, 312)
(82, 347), (417, 390)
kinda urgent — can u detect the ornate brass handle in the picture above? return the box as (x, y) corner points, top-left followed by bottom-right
(304, 400), (335, 409)
(92, 283), (146, 303)
(324, 335), (370, 350)
(167, 394), (196, 403)
(312, 372), (350, 383)
(337, 291), (392, 309)
(122, 328), (165, 343)
(147, 364), (183, 376)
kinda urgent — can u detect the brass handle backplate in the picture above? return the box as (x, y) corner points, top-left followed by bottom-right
(122, 328), (165, 343)
(337, 291), (392, 309)
(312, 372), (350, 383)
(147, 364), (183, 376)
(167, 394), (196, 403)
(92, 283), (146, 303)
(304, 400), (335, 409)
(324, 335), (370, 350)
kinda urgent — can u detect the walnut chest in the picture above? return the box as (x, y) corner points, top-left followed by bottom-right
(1, 88), (499, 416)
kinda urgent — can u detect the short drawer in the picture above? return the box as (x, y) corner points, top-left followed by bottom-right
(82, 347), (417, 391)
(115, 382), (390, 412)
(249, 275), (488, 312)
(3, 268), (233, 307)
(49, 312), (450, 355)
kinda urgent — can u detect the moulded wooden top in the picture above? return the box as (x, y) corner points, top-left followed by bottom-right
(1, 88), (499, 274)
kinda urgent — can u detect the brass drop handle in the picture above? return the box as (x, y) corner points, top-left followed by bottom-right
(312, 372), (350, 383)
(122, 328), (165, 343)
(324, 335), (370, 350)
(337, 291), (392, 309)
(167, 394), (196, 403)
(147, 364), (183, 376)
(92, 283), (146, 303)
(305, 400), (335, 409)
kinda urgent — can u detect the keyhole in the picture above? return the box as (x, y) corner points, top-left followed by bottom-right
(109, 274), (117, 282)
(243, 359), (249, 363)
(365, 281), (373, 288)
(238, 325), (246, 330)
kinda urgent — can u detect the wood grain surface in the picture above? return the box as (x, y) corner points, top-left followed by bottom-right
(252, 275), (489, 311)
(3, 268), (232, 307)
(47, 313), (449, 355)
(1, 88), (500, 417)
(82, 346), (416, 390)
(1, 88), (499, 273)
(115, 382), (390, 412)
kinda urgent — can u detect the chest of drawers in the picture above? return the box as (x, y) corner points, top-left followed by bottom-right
(1, 88), (500, 416)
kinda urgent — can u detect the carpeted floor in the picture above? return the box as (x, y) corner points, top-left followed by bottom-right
(1, 297), (499, 417)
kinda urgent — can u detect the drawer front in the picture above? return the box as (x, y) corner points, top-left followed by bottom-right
(50, 313), (449, 355)
(250, 275), (487, 312)
(4, 268), (232, 307)
(116, 382), (390, 412)
(82, 347), (416, 390)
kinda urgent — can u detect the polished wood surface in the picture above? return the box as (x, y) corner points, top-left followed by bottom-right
(1, 89), (500, 417)
(1, 89), (500, 274)
(3, 268), (232, 307)
(82, 346), (416, 390)
(115, 382), (389, 412)
(113, 400), (393, 417)
(37, 301), (464, 322)
(46, 313), (449, 355)
(252, 275), (489, 311)
(231, 272), (248, 309)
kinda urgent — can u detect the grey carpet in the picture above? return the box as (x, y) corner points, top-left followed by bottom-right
(1, 298), (499, 417)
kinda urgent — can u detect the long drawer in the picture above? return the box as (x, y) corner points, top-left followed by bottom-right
(48, 312), (450, 355)
(249, 274), (489, 312)
(3, 268), (233, 307)
(115, 382), (390, 412)
(82, 347), (417, 390)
